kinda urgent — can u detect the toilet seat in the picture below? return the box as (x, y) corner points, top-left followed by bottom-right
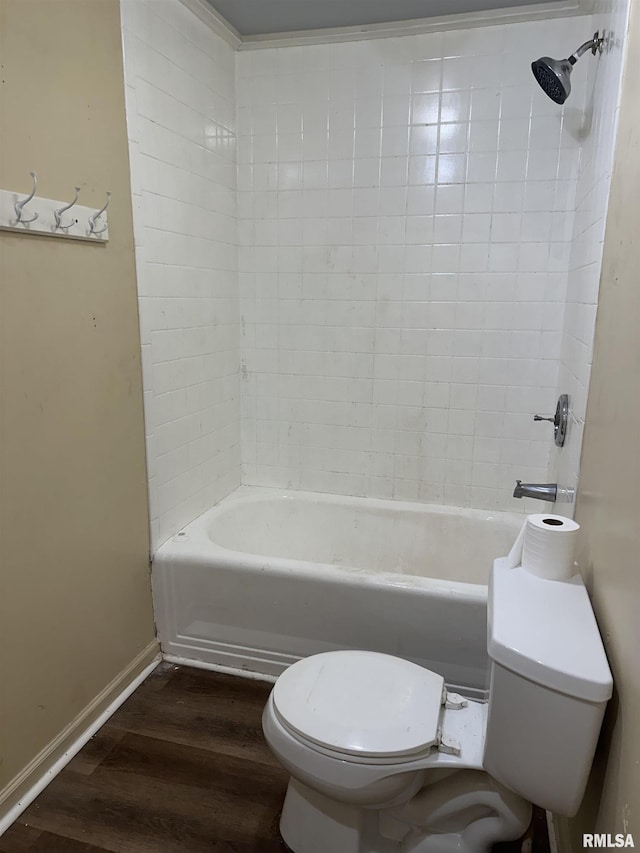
(273, 650), (445, 761)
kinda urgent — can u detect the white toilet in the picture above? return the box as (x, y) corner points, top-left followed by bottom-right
(262, 560), (613, 853)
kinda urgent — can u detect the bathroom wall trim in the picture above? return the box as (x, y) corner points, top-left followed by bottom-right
(177, 0), (590, 49)
(177, 0), (242, 48)
(0, 641), (160, 836)
(239, 2), (587, 49)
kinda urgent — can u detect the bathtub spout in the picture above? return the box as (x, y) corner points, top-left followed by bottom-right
(513, 481), (557, 502)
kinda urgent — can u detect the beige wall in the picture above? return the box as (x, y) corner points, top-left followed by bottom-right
(0, 0), (157, 808)
(571, 0), (640, 843)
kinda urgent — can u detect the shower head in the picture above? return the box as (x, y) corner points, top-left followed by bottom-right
(531, 56), (574, 104)
(531, 31), (605, 104)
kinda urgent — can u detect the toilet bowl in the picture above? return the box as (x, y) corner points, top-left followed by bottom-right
(262, 650), (532, 852)
(262, 561), (613, 853)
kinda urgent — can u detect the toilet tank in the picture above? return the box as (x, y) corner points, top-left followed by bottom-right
(483, 560), (612, 817)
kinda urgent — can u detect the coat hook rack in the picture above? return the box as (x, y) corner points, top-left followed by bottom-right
(0, 175), (110, 243)
(54, 186), (81, 230)
(88, 191), (111, 236)
(14, 171), (39, 224)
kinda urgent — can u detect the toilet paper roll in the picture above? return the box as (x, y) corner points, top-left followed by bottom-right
(503, 514), (580, 581)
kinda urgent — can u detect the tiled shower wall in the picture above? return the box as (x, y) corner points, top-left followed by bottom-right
(237, 19), (587, 510)
(120, 1), (629, 546)
(121, 0), (241, 549)
(551, 0), (631, 500)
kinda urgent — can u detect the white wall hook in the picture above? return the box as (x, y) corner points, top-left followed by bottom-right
(14, 171), (39, 224)
(1, 182), (109, 243)
(88, 191), (111, 235)
(54, 186), (81, 230)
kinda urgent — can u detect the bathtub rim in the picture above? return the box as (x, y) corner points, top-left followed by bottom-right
(154, 484), (522, 599)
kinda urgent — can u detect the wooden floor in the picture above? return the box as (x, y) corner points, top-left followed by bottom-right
(1, 664), (550, 853)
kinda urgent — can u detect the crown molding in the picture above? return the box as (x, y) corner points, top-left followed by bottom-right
(240, 1), (585, 49)
(177, 0), (242, 48)
(180, 0), (593, 51)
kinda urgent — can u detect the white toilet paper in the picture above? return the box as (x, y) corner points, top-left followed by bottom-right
(503, 514), (580, 581)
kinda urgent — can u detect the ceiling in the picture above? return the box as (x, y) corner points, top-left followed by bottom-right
(205, 0), (564, 37)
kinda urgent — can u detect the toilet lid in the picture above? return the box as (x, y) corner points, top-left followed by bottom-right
(273, 651), (444, 759)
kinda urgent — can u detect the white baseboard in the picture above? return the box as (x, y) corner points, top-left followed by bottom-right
(0, 640), (160, 836)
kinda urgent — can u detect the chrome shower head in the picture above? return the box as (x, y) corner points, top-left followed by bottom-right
(531, 31), (605, 104)
(531, 56), (574, 104)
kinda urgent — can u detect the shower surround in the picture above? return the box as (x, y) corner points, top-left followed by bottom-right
(121, 0), (241, 548)
(236, 20), (584, 510)
(120, 0), (629, 550)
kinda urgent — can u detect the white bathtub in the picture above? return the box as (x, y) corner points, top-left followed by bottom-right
(152, 487), (521, 695)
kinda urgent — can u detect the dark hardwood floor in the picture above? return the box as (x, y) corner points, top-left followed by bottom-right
(1, 664), (550, 852)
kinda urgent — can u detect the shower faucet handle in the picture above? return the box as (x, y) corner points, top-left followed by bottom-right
(533, 394), (569, 447)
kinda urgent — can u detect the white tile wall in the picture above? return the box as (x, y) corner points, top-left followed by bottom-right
(120, 0), (628, 535)
(551, 0), (632, 506)
(121, 0), (241, 549)
(237, 19), (588, 511)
